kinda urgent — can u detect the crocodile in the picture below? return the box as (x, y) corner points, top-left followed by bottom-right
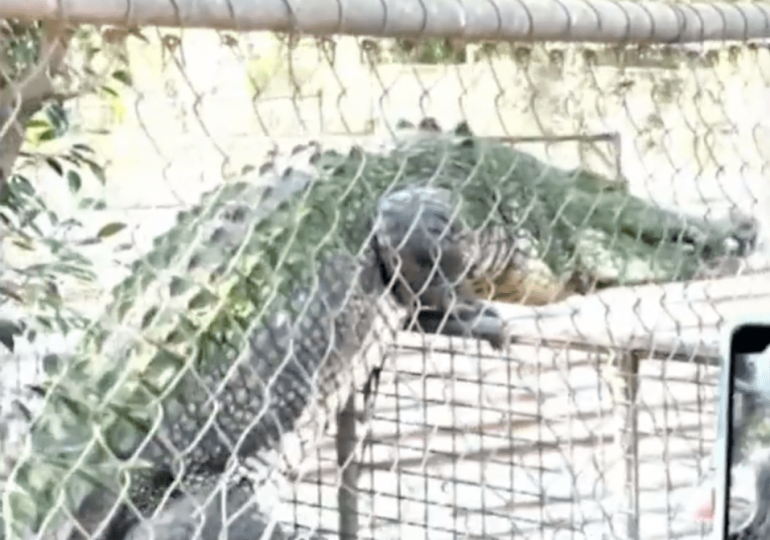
(1, 117), (758, 540)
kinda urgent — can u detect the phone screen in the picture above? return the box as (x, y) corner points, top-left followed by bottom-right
(711, 322), (770, 540)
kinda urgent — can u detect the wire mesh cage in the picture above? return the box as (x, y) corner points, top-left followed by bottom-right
(0, 3), (769, 540)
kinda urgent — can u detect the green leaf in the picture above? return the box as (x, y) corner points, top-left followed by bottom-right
(12, 238), (34, 251)
(66, 170), (82, 194)
(11, 174), (35, 196)
(87, 161), (106, 185)
(45, 157), (63, 177)
(100, 85), (119, 98)
(37, 128), (58, 142)
(0, 319), (23, 352)
(78, 197), (106, 210)
(25, 119), (50, 129)
(78, 197), (96, 209)
(72, 143), (95, 154)
(112, 70), (133, 86)
(97, 222), (127, 239)
(45, 102), (68, 133)
(76, 237), (102, 246)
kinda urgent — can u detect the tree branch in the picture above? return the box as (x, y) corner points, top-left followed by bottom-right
(0, 20), (74, 183)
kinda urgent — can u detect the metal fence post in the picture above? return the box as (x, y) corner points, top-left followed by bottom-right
(337, 392), (359, 540)
(615, 350), (641, 540)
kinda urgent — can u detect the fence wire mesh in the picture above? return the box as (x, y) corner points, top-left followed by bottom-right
(1, 7), (770, 540)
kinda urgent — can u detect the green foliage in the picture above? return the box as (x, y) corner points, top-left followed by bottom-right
(394, 38), (467, 64)
(0, 118), (107, 304)
(0, 170), (97, 344)
(382, 39), (500, 65)
(0, 21), (139, 537)
(0, 17), (135, 342)
(0, 20), (44, 89)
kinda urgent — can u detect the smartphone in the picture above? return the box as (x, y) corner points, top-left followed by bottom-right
(711, 317), (770, 540)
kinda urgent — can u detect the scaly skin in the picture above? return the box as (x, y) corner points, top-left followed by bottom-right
(64, 479), (326, 540)
(2, 118), (757, 540)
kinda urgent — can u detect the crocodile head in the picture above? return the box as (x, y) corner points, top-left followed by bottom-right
(692, 211), (759, 279)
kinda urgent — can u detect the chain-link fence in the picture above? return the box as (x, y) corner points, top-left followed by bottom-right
(1, 2), (770, 540)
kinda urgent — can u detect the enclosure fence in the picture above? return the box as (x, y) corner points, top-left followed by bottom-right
(1, 1), (770, 540)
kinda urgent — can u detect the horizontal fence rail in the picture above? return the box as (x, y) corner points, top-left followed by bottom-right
(2, 0), (770, 43)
